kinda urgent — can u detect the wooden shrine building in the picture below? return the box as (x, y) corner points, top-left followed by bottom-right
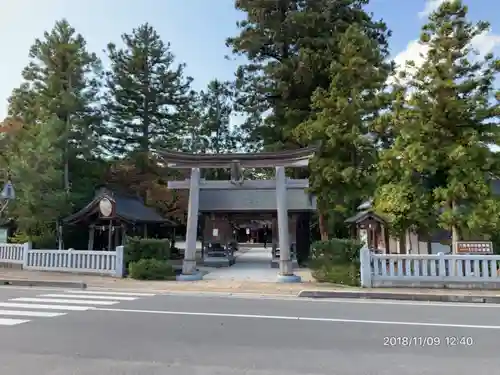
(61, 187), (176, 250)
(345, 199), (390, 253)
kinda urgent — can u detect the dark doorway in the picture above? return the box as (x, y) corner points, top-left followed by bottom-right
(236, 225), (271, 244)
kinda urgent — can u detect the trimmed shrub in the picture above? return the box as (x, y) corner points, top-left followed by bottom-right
(311, 263), (360, 286)
(124, 237), (171, 269)
(309, 238), (362, 286)
(128, 259), (176, 280)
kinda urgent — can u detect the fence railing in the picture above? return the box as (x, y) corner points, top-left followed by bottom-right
(0, 243), (25, 264)
(0, 243), (124, 277)
(360, 248), (500, 288)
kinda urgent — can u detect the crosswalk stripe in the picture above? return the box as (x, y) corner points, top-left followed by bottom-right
(11, 298), (118, 306)
(41, 294), (137, 301)
(65, 290), (156, 297)
(0, 302), (90, 311)
(0, 318), (30, 325)
(0, 310), (65, 317)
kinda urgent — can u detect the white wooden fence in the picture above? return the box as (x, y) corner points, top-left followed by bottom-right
(0, 243), (124, 277)
(360, 247), (500, 288)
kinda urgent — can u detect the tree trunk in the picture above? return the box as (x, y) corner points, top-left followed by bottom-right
(451, 200), (460, 253)
(408, 229), (414, 254)
(399, 234), (407, 254)
(63, 74), (72, 192)
(319, 212), (328, 241)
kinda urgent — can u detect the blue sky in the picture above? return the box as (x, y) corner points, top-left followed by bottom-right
(0, 0), (498, 120)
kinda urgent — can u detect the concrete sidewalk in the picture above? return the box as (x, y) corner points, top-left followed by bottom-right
(0, 269), (313, 294)
(2, 269), (500, 303)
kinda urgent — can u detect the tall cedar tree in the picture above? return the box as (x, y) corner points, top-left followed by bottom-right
(104, 23), (192, 164)
(198, 80), (240, 180)
(8, 19), (104, 191)
(294, 25), (392, 240)
(227, 0), (390, 154)
(375, 0), (500, 249)
(5, 116), (68, 237)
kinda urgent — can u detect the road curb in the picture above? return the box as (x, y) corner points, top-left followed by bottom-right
(0, 279), (87, 289)
(297, 290), (500, 304)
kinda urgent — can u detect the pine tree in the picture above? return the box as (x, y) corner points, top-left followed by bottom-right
(6, 117), (68, 237)
(7, 19), (104, 191)
(376, 0), (500, 248)
(179, 90), (207, 153)
(199, 80), (239, 154)
(104, 23), (192, 160)
(197, 80), (240, 179)
(227, 0), (390, 152)
(294, 25), (391, 239)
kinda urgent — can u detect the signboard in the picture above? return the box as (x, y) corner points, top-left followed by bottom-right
(246, 228), (250, 235)
(455, 241), (493, 254)
(212, 228), (219, 237)
(1, 181), (14, 200)
(98, 197), (115, 218)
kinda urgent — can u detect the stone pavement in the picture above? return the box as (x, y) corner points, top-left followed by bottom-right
(203, 246), (315, 282)
(2, 268), (500, 303)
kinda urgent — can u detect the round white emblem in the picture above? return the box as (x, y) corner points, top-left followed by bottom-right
(99, 198), (113, 217)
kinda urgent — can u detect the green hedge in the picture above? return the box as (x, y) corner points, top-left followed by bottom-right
(128, 259), (176, 280)
(309, 238), (362, 286)
(124, 237), (171, 270)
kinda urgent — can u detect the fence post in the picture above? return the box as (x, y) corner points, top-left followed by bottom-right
(22, 242), (31, 269)
(359, 246), (372, 288)
(438, 252), (446, 281)
(114, 246), (125, 278)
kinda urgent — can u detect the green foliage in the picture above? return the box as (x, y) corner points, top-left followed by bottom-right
(312, 263), (360, 286)
(4, 19), (105, 244)
(8, 19), (104, 162)
(124, 237), (171, 269)
(309, 238), (362, 286)
(294, 25), (391, 233)
(9, 229), (57, 249)
(227, 0), (391, 151)
(310, 238), (362, 264)
(2, 1), (500, 255)
(128, 259), (176, 280)
(104, 23), (192, 158)
(6, 117), (69, 235)
(198, 80), (239, 154)
(375, 0), (500, 242)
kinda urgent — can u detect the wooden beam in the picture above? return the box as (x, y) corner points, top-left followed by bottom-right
(168, 179), (309, 190)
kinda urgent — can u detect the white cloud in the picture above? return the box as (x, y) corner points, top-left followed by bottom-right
(418, 0), (449, 18)
(389, 0), (500, 85)
(392, 31), (500, 77)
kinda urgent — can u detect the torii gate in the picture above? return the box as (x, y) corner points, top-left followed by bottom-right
(157, 147), (316, 283)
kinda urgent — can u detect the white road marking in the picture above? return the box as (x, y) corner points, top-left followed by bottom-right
(11, 298), (117, 306)
(0, 318), (30, 325)
(154, 291), (500, 309)
(0, 309), (65, 317)
(94, 307), (500, 330)
(0, 302), (90, 311)
(65, 290), (156, 297)
(41, 294), (137, 301)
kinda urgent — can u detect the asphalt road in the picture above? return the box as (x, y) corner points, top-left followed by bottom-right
(0, 286), (498, 374)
